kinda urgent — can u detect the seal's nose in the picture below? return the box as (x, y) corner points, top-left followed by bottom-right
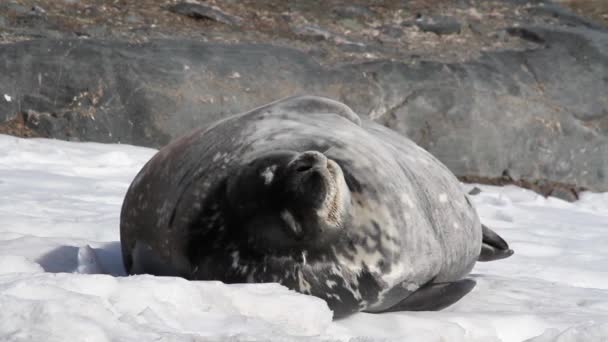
(290, 151), (328, 173)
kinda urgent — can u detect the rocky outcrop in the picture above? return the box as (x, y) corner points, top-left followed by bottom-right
(0, 0), (606, 193)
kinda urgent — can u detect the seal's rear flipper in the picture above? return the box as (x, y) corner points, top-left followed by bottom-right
(378, 279), (476, 312)
(479, 224), (514, 262)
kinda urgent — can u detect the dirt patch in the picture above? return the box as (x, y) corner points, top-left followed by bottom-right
(459, 175), (587, 202)
(1, 0), (592, 65)
(559, 0), (608, 26)
(0, 112), (40, 138)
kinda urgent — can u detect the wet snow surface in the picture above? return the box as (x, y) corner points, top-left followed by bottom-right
(0, 135), (607, 341)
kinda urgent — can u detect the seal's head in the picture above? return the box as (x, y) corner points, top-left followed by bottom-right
(224, 150), (351, 257)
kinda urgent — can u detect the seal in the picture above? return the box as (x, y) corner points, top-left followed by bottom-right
(120, 95), (513, 318)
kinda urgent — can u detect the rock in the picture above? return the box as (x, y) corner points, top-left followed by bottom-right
(338, 18), (366, 32)
(505, 27), (545, 44)
(31, 5), (46, 15)
(332, 5), (374, 19)
(468, 187), (482, 196)
(126, 14), (144, 25)
(548, 187), (579, 202)
(15, 6), (49, 30)
(0, 27), (607, 192)
(291, 24), (332, 41)
(415, 15), (462, 35)
(291, 24), (365, 48)
(333, 35), (366, 49)
(167, 2), (242, 26)
(380, 25), (403, 39)
(528, 3), (605, 30)
(84, 25), (109, 38)
(370, 26), (608, 192)
(0, 2), (28, 15)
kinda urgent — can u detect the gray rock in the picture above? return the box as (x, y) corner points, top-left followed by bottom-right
(548, 187), (579, 202)
(15, 11), (48, 30)
(468, 187), (482, 196)
(126, 14), (144, 25)
(292, 24), (365, 48)
(0, 24), (607, 192)
(415, 15), (462, 35)
(332, 5), (374, 19)
(167, 2), (242, 26)
(338, 18), (366, 32)
(31, 5), (46, 15)
(380, 25), (403, 39)
(292, 25), (332, 41)
(368, 26), (608, 192)
(0, 2), (29, 15)
(528, 3), (605, 30)
(505, 27), (545, 44)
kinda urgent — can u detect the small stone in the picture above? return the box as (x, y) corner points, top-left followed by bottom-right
(506, 27), (545, 44)
(468, 187), (482, 195)
(1, 3), (28, 15)
(339, 18), (365, 32)
(126, 14), (144, 24)
(168, 2), (242, 26)
(332, 5), (374, 19)
(31, 5), (46, 15)
(15, 5), (49, 29)
(292, 25), (332, 41)
(380, 25), (403, 39)
(415, 15), (462, 35)
(85, 25), (109, 37)
(549, 187), (579, 202)
(468, 7), (483, 20)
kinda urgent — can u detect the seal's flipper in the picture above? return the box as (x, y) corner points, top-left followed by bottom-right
(479, 224), (514, 261)
(378, 279), (476, 313)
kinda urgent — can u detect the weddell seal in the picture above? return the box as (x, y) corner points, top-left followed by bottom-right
(120, 95), (513, 318)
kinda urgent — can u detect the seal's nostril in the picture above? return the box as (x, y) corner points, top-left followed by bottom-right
(289, 151), (328, 174)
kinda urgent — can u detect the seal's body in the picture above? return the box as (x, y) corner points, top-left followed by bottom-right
(120, 96), (512, 318)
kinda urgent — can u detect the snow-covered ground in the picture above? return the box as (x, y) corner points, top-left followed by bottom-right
(0, 134), (607, 342)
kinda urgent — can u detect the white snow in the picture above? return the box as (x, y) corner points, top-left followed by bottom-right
(0, 134), (607, 341)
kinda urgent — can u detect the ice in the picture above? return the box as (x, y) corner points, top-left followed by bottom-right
(0, 134), (607, 341)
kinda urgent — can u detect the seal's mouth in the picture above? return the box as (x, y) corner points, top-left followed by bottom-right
(320, 159), (346, 228)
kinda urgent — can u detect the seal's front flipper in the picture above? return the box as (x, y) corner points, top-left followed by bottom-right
(380, 279), (476, 312)
(479, 224), (514, 262)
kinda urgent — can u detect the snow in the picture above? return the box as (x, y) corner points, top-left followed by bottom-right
(0, 134), (607, 341)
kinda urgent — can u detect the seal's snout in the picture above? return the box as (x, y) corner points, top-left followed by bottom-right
(289, 151), (328, 173)
(284, 151), (332, 210)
